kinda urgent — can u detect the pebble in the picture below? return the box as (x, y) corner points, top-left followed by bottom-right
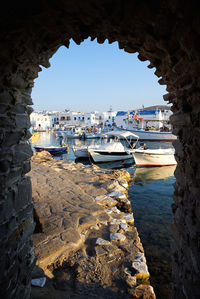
(110, 219), (126, 225)
(106, 206), (121, 214)
(31, 277), (46, 287)
(118, 179), (129, 188)
(90, 224), (99, 230)
(123, 213), (134, 225)
(96, 238), (111, 245)
(132, 261), (149, 274)
(120, 222), (128, 231)
(134, 252), (146, 263)
(110, 232), (126, 242)
(106, 191), (127, 200)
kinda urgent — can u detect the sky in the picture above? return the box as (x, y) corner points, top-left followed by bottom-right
(32, 38), (168, 112)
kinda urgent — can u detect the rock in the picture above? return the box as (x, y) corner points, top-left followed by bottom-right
(96, 238), (111, 245)
(80, 229), (88, 240)
(118, 179), (129, 188)
(120, 222), (129, 231)
(79, 215), (98, 229)
(126, 275), (137, 287)
(31, 151), (53, 162)
(134, 252), (146, 263)
(123, 213), (134, 225)
(94, 195), (107, 202)
(109, 224), (119, 233)
(31, 277), (46, 287)
(95, 196), (118, 207)
(110, 218), (126, 225)
(107, 191), (127, 200)
(110, 232), (126, 242)
(133, 284), (156, 299)
(132, 261), (149, 274)
(89, 224), (99, 230)
(106, 206), (121, 214)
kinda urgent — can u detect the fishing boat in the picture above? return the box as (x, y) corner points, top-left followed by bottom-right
(131, 148), (177, 167)
(72, 145), (89, 158)
(80, 131), (102, 139)
(116, 127), (176, 142)
(54, 125), (82, 139)
(34, 145), (69, 155)
(88, 131), (139, 163)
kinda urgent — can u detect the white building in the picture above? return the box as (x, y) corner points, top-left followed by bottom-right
(98, 111), (117, 128)
(58, 110), (99, 127)
(30, 111), (59, 130)
(115, 108), (172, 130)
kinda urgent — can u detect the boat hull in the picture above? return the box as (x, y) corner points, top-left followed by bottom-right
(34, 146), (68, 155)
(132, 151), (177, 167)
(117, 128), (177, 141)
(72, 146), (89, 158)
(88, 149), (133, 163)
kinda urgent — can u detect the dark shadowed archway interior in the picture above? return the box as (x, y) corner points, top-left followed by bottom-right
(0, 1), (200, 298)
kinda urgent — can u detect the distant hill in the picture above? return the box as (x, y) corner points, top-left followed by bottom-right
(142, 105), (172, 111)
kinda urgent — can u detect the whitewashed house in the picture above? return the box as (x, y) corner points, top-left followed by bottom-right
(58, 110), (99, 127)
(30, 111), (59, 130)
(98, 111), (117, 128)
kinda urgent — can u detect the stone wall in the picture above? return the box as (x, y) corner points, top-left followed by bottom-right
(0, 72), (35, 297)
(0, 1), (200, 298)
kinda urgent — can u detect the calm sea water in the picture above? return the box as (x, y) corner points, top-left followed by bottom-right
(33, 132), (175, 298)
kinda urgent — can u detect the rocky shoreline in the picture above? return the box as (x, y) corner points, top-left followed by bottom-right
(29, 151), (155, 298)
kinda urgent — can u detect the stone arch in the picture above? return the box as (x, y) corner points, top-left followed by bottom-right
(0, 1), (200, 298)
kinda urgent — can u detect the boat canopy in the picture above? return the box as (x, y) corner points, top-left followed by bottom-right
(102, 130), (139, 139)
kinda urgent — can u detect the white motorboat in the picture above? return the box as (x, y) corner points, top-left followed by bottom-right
(54, 126), (82, 139)
(72, 145), (89, 158)
(116, 127), (177, 141)
(88, 131), (139, 163)
(131, 148), (177, 167)
(80, 132), (102, 139)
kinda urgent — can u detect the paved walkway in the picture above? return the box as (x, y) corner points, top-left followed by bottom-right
(29, 151), (155, 299)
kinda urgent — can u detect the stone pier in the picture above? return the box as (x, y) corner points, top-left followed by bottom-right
(30, 152), (155, 298)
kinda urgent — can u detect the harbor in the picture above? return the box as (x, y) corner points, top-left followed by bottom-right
(30, 132), (175, 298)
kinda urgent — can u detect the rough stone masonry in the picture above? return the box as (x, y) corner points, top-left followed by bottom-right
(0, 1), (200, 298)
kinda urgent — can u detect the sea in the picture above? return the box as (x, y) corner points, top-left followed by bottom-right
(32, 131), (175, 299)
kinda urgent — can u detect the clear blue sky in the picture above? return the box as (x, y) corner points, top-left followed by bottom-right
(32, 38), (168, 112)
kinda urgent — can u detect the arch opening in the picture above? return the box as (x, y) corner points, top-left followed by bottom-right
(31, 38), (173, 298)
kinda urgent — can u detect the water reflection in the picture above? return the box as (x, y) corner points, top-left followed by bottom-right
(134, 165), (176, 182)
(130, 167), (175, 299)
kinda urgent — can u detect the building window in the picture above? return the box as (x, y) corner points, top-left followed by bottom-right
(66, 116), (71, 121)
(60, 116), (65, 120)
(82, 117), (84, 120)
(74, 117), (76, 120)
(88, 117), (90, 120)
